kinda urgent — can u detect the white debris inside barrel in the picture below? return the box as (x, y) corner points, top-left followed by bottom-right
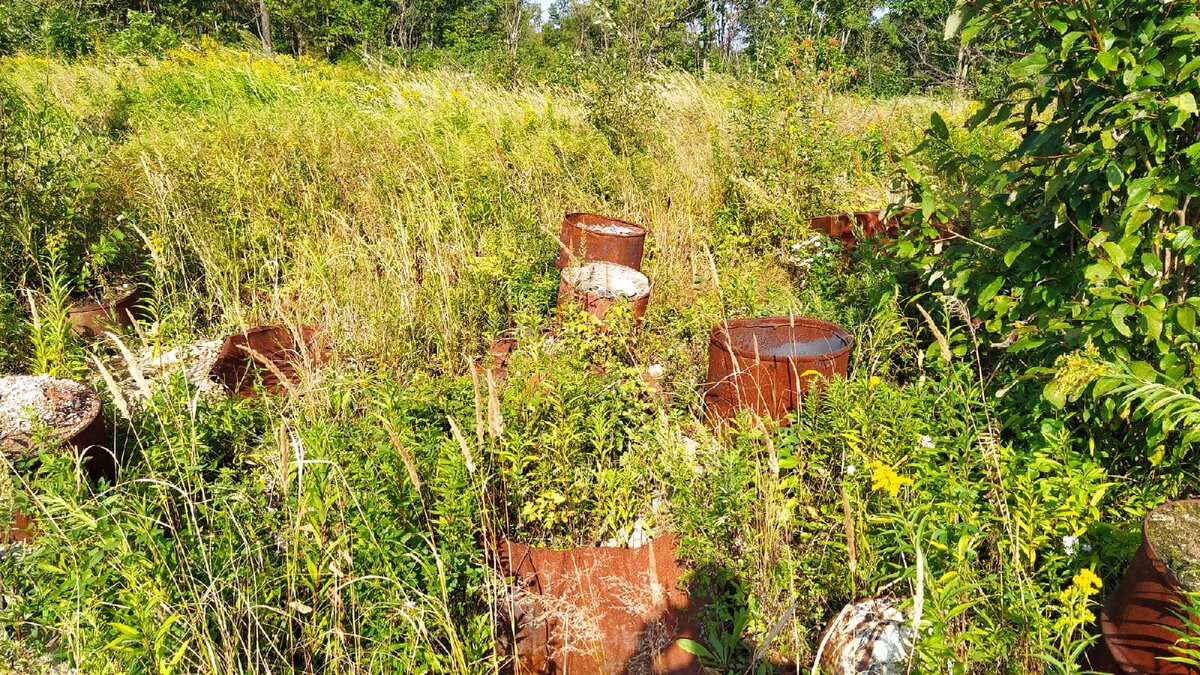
(0, 375), (98, 454)
(818, 597), (915, 675)
(564, 262), (649, 299)
(584, 221), (641, 236)
(135, 339), (225, 395)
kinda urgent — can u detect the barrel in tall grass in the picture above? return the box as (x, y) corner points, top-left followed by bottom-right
(556, 212), (646, 271)
(1, 375), (111, 542)
(67, 283), (143, 338)
(1099, 499), (1200, 674)
(704, 317), (852, 422)
(210, 325), (328, 398)
(557, 262), (650, 325)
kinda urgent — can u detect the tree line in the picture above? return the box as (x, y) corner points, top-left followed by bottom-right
(0, 0), (1014, 95)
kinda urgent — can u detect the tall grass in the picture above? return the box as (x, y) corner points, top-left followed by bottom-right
(2, 45), (1112, 675)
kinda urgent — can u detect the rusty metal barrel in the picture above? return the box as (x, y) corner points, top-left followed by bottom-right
(558, 262), (650, 325)
(1099, 500), (1200, 674)
(1, 375), (112, 543)
(809, 211), (901, 249)
(704, 317), (852, 422)
(556, 212), (646, 271)
(67, 284), (143, 337)
(210, 325), (328, 398)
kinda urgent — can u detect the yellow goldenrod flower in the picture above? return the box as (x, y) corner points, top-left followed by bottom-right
(869, 461), (912, 497)
(1073, 568), (1103, 596)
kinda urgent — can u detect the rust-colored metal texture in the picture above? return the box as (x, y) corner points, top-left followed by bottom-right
(494, 535), (703, 675)
(1, 378), (112, 545)
(3, 510), (34, 544)
(704, 317), (852, 423)
(1100, 499), (1200, 674)
(809, 210), (904, 249)
(67, 285), (143, 338)
(487, 331), (519, 381)
(71, 404), (113, 484)
(556, 212), (647, 271)
(210, 325), (328, 398)
(558, 262), (651, 325)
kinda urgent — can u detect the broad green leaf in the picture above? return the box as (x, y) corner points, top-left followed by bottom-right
(1105, 163), (1124, 188)
(1101, 241), (1128, 267)
(1178, 304), (1197, 333)
(1097, 50), (1120, 72)
(1141, 252), (1162, 276)
(1171, 92), (1198, 115)
(1010, 54), (1049, 78)
(1143, 305), (1164, 341)
(1179, 58), (1200, 80)
(677, 639), (715, 660)
(944, 1), (976, 40)
(1112, 303), (1134, 337)
(1130, 360), (1157, 380)
(1085, 260), (1113, 284)
(1004, 242), (1030, 266)
(1043, 380), (1067, 409)
(930, 112), (949, 141)
(979, 276), (1004, 304)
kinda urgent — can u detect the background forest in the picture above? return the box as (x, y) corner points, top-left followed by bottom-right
(0, 0), (1011, 96)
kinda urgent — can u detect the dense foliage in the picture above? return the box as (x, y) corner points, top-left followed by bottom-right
(905, 0), (1200, 469)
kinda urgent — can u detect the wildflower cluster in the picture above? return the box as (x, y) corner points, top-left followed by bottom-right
(1048, 341), (1108, 403)
(1054, 567), (1103, 633)
(869, 461), (912, 497)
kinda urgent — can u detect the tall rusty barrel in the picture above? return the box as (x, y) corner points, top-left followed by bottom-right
(1099, 500), (1200, 674)
(704, 317), (852, 422)
(556, 213), (646, 271)
(558, 262), (650, 325)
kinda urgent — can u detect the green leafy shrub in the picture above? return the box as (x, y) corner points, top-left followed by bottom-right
(906, 0), (1200, 466)
(111, 11), (181, 57)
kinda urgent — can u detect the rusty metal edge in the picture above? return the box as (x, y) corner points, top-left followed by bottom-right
(710, 316), (854, 363)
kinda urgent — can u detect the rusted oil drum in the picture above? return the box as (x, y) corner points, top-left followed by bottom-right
(0, 375), (108, 464)
(1100, 500), (1200, 674)
(557, 262), (650, 325)
(705, 317), (852, 422)
(210, 325), (328, 398)
(67, 284), (142, 337)
(809, 211), (903, 249)
(1, 375), (113, 543)
(556, 213), (646, 271)
(492, 535), (703, 675)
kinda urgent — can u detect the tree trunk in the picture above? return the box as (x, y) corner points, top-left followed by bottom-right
(257, 0), (273, 54)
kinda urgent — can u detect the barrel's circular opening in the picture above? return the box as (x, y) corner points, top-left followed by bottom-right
(0, 375), (102, 457)
(712, 317), (852, 362)
(565, 212), (646, 238)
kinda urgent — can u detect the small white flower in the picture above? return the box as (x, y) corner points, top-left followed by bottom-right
(918, 435), (935, 449)
(1081, 542), (1093, 553)
(1062, 535), (1079, 556)
(846, 464), (856, 475)
(647, 364), (665, 378)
